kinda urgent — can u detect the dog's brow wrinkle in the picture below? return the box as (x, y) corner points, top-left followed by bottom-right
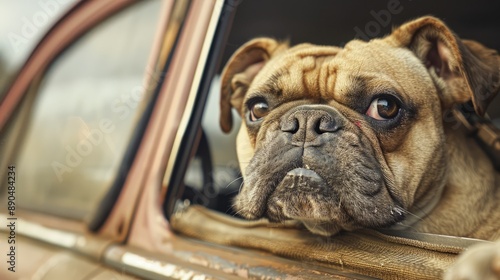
(321, 61), (337, 97)
(295, 55), (328, 98)
(261, 71), (285, 96)
(327, 79), (337, 99)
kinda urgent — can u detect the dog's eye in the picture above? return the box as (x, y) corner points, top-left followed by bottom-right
(366, 97), (400, 120)
(249, 101), (269, 122)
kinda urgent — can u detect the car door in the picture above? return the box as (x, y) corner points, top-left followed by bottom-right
(0, 0), (208, 278)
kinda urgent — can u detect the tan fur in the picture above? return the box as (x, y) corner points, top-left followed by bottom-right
(221, 16), (500, 278)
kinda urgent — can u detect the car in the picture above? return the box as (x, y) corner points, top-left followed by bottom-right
(0, 0), (499, 279)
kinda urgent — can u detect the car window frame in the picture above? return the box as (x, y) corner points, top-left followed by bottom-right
(0, 0), (168, 240)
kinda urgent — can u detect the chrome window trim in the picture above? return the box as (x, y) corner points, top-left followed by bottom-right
(162, 0), (225, 194)
(104, 245), (242, 280)
(0, 213), (112, 261)
(0, 214), (77, 249)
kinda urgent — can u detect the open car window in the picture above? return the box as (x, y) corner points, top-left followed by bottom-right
(179, 0), (500, 218)
(166, 0), (500, 279)
(0, 0), (162, 221)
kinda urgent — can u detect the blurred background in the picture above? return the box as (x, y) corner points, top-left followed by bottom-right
(0, 0), (76, 89)
(224, 0), (500, 55)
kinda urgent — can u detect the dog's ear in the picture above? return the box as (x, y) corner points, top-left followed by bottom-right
(220, 38), (286, 133)
(389, 16), (500, 115)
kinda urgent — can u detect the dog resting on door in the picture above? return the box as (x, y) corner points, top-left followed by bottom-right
(220, 16), (500, 278)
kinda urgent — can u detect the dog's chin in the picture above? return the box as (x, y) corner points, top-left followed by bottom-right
(235, 166), (406, 236)
(264, 168), (354, 236)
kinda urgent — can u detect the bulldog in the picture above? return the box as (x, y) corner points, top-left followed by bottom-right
(220, 16), (500, 278)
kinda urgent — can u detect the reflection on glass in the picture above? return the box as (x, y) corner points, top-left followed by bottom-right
(13, 1), (161, 220)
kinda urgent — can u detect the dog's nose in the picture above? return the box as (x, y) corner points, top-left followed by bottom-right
(281, 105), (342, 143)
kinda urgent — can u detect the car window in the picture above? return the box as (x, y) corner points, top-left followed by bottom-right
(168, 2), (500, 278)
(179, 0), (500, 218)
(0, 1), (77, 98)
(1, 0), (162, 220)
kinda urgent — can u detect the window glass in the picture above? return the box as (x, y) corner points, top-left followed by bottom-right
(7, 0), (161, 220)
(0, 0), (77, 97)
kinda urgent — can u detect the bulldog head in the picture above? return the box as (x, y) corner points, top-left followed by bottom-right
(219, 16), (500, 236)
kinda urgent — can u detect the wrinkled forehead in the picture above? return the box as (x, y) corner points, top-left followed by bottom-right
(248, 44), (341, 99)
(249, 39), (434, 105)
